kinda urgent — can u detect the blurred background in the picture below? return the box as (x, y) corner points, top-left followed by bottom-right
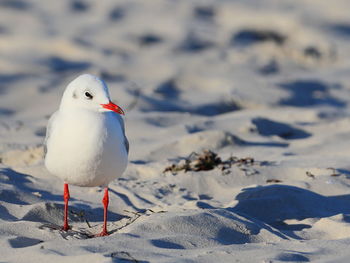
(1, 0), (350, 158)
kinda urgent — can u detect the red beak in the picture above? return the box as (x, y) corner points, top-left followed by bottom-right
(101, 101), (125, 115)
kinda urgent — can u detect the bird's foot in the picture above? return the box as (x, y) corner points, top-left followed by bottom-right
(94, 230), (109, 237)
(61, 224), (71, 231)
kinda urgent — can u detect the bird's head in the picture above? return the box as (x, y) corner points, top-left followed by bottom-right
(60, 74), (124, 115)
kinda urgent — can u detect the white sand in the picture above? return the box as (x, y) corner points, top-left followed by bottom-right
(2, 0), (350, 262)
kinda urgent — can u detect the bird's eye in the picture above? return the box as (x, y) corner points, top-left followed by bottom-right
(84, 91), (93, 100)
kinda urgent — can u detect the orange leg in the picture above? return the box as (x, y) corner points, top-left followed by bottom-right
(95, 187), (109, 237)
(62, 183), (70, 231)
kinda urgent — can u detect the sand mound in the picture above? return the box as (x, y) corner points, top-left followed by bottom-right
(123, 209), (288, 248)
(284, 214), (350, 240)
(21, 202), (81, 226)
(233, 185), (349, 224)
(0, 146), (44, 167)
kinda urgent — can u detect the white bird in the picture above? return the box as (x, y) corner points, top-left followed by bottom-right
(44, 74), (129, 236)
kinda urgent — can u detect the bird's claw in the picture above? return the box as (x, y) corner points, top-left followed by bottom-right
(61, 224), (71, 231)
(94, 230), (109, 237)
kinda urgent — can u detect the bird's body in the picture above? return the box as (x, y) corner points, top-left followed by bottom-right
(44, 74), (128, 236)
(45, 110), (128, 187)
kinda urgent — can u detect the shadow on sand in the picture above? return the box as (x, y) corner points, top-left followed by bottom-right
(194, 184), (350, 240)
(251, 117), (311, 140)
(279, 80), (346, 108)
(231, 184), (350, 239)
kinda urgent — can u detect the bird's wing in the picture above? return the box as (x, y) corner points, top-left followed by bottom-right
(114, 114), (129, 154)
(44, 111), (58, 157)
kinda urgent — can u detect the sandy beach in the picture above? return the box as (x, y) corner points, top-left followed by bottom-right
(2, 0), (350, 262)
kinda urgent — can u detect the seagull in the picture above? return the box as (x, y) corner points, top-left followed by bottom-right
(44, 74), (129, 236)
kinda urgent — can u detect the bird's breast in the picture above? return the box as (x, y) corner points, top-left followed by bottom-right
(45, 111), (128, 186)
